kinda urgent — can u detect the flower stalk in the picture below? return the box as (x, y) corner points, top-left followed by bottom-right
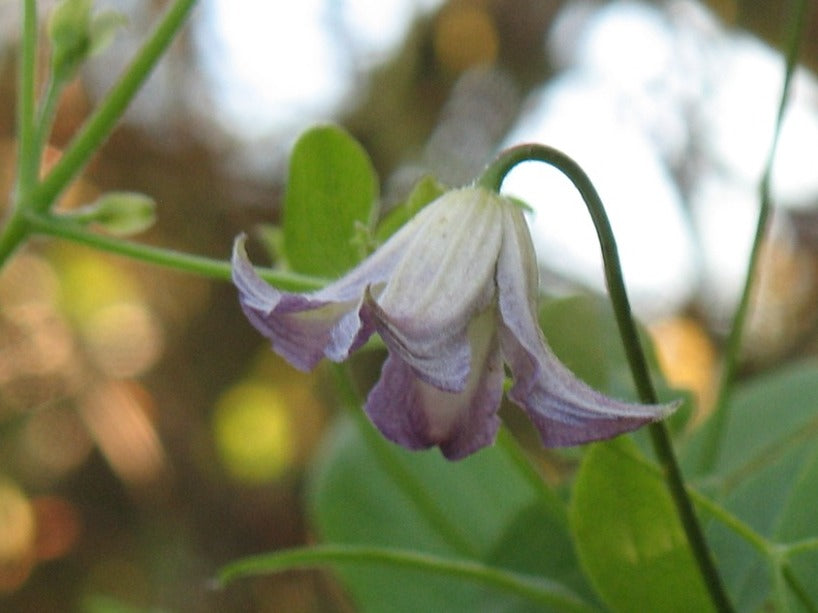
(478, 144), (734, 613)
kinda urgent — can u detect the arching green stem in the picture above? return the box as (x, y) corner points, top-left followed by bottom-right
(478, 144), (734, 613)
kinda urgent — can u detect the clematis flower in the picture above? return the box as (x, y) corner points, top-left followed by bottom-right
(232, 186), (676, 460)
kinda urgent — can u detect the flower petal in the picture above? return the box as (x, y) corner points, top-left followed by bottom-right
(495, 204), (677, 446)
(370, 187), (502, 391)
(365, 308), (504, 460)
(231, 226), (413, 370)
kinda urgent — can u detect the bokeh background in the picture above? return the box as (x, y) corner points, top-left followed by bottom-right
(1, 0), (818, 611)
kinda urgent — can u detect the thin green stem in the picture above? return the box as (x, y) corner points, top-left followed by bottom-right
(0, 0), (198, 269)
(32, 74), (65, 171)
(329, 364), (480, 558)
(29, 0), (198, 212)
(1, 0), (40, 270)
(698, 0), (810, 473)
(686, 487), (770, 557)
(25, 211), (324, 290)
(479, 144), (734, 613)
(785, 537), (818, 558)
(15, 0), (39, 198)
(216, 544), (598, 613)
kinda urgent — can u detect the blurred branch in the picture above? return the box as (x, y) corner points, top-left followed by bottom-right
(697, 0), (810, 473)
(29, 0), (198, 213)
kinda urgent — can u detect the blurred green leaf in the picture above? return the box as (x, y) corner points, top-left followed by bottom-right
(679, 361), (818, 610)
(283, 124), (378, 277)
(686, 361), (818, 478)
(374, 175), (446, 242)
(307, 416), (587, 612)
(775, 447), (818, 609)
(484, 502), (599, 612)
(570, 437), (714, 613)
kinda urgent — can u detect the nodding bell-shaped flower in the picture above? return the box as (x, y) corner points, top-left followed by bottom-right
(232, 186), (677, 460)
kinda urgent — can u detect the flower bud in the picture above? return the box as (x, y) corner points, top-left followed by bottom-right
(76, 192), (156, 236)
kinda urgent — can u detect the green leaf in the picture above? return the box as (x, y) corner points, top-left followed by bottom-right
(283, 124), (378, 277)
(485, 502), (599, 612)
(570, 437), (714, 613)
(774, 446), (818, 608)
(374, 175), (446, 242)
(307, 415), (587, 612)
(680, 361), (818, 611)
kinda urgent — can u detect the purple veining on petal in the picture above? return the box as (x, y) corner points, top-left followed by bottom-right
(365, 308), (504, 459)
(495, 202), (676, 447)
(232, 234), (392, 370)
(369, 188), (502, 391)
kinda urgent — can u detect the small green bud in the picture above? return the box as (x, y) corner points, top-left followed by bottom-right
(48, 0), (93, 82)
(74, 191), (157, 236)
(48, 0), (127, 83)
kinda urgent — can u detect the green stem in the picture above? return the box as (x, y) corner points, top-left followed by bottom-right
(32, 74), (66, 171)
(698, 0), (810, 473)
(785, 537), (818, 558)
(0, 0), (198, 269)
(25, 211), (324, 290)
(1, 0), (40, 269)
(16, 0), (39, 198)
(479, 144), (734, 613)
(29, 0), (198, 212)
(216, 544), (598, 613)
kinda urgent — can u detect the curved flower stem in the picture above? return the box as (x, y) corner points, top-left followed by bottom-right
(697, 0), (810, 473)
(479, 144), (734, 613)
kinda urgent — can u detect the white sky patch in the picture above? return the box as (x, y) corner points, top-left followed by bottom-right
(507, 0), (818, 318)
(194, 0), (443, 139)
(195, 0), (346, 137)
(502, 75), (698, 318)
